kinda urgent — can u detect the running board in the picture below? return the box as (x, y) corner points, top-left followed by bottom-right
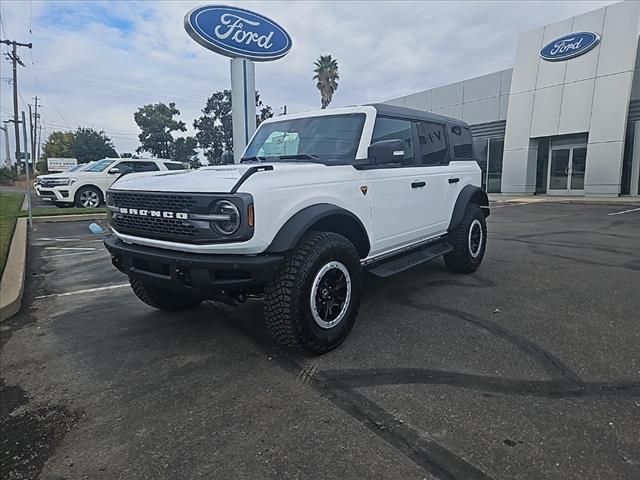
(366, 240), (452, 278)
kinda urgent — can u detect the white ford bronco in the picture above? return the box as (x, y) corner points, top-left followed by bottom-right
(104, 104), (489, 354)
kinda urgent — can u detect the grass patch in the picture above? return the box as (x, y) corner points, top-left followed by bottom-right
(1, 192), (25, 276)
(20, 207), (107, 217)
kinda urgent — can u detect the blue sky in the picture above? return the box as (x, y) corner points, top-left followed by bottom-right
(0, 0), (615, 156)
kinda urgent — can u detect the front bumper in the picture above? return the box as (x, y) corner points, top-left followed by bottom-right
(104, 236), (284, 297)
(37, 186), (72, 202)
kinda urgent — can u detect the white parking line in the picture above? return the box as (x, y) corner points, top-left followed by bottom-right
(41, 251), (106, 259)
(608, 207), (640, 216)
(39, 238), (105, 243)
(44, 247), (97, 251)
(35, 283), (129, 299)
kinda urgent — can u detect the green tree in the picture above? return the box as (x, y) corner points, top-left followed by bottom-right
(171, 136), (200, 168)
(193, 90), (273, 165)
(72, 127), (117, 163)
(313, 54), (339, 109)
(134, 102), (186, 158)
(41, 131), (75, 160)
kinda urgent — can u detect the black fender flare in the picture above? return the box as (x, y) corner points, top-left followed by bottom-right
(266, 204), (371, 258)
(448, 185), (490, 232)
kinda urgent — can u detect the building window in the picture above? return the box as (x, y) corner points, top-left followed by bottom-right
(488, 138), (504, 193)
(472, 137), (504, 193)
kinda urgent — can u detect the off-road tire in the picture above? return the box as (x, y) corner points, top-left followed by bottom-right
(74, 186), (103, 208)
(444, 203), (487, 273)
(264, 231), (362, 355)
(129, 278), (202, 312)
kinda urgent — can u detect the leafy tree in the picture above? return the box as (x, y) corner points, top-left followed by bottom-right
(171, 136), (200, 169)
(41, 131), (75, 160)
(134, 102), (186, 158)
(193, 90), (273, 165)
(72, 127), (117, 163)
(313, 54), (339, 109)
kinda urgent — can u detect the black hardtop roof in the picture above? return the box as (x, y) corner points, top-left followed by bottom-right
(367, 103), (469, 127)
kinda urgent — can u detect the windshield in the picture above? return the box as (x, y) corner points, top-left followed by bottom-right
(243, 113), (365, 162)
(84, 159), (115, 172)
(65, 164), (83, 172)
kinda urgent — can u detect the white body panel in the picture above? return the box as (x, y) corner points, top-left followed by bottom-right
(108, 106), (482, 260)
(38, 158), (181, 204)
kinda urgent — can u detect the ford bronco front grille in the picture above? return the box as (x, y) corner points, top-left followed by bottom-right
(107, 190), (254, 244)
(113, 214), (198, 240)
(110, 191), (198, 212)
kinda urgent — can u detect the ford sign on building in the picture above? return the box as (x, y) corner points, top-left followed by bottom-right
(384, 1), (640, 197)
(184, 5), (292, 61)
(540, 32), (600, 61)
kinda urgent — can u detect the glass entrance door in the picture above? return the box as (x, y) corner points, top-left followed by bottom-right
(547, 145), (587, 195)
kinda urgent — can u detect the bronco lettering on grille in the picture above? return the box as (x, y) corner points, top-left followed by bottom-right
(118, 207), (189, 220)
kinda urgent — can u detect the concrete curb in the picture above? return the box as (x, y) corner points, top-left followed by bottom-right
(31, 213), (107, 223)
(0, 218), (27, 322)
(488, 195), (640, 207)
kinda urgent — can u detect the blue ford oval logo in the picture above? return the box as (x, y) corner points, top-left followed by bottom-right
(184, 5), (292, 62)
(540, 31), (600, 62)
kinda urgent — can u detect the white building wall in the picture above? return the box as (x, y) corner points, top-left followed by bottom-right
(384, 69), (513, 126)
(502, 1), (640, 195)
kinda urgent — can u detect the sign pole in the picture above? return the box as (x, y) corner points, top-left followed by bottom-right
(230, 58), (256, 164)
(21, 111), (32, 229)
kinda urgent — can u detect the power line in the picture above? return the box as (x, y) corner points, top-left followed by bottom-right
(29, 61), (205, 105)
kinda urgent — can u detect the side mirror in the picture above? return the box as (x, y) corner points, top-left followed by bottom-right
(367, 139), (407, 164)
(108, 167), (120, 175)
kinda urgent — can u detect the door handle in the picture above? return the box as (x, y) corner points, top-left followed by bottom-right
(411, 181), (426, 189)
(448, 177), (460, 184)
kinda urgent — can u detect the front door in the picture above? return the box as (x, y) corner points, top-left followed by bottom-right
(547, 145), (587, 195)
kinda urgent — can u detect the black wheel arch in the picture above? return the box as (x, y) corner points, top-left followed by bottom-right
(448, 185), (489, 232)
(266, 204), (370, 258)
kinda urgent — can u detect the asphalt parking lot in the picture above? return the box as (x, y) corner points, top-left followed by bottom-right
(1, 201), (639, 480)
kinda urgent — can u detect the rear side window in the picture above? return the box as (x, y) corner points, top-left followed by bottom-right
(371, 117), (414, 164)
(133, 162), (160, 172)
(164, 162), (184, 170)
(417, 122), (448, 165)
(450, 125), (474, 160)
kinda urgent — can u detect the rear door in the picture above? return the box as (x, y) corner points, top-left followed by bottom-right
(364, 117), (433, 255)
(414, 120), (451, 236)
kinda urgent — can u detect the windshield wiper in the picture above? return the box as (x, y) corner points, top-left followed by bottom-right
(240, 156), (266, 163)
(274, 154), (320, 161)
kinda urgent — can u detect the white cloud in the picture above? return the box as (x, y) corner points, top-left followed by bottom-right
(0, 0), (616, 157)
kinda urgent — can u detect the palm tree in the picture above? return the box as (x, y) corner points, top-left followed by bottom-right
(313, 55), (339, 109)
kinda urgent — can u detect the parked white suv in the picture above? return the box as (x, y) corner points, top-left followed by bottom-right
(104, 105), (489, 354)
(37, 158), (184, 208)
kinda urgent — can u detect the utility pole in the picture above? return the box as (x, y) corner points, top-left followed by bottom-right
(37, 122), (42, 166)
(30, 96), (42, 168)
(1, 39), (32, 171)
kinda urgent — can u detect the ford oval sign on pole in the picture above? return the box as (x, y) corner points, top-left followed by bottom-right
(184, 5), (292, 61)
(540, 32), (600, 62)
(184, 5), (292, 162)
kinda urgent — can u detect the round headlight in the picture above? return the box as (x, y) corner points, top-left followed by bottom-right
(211, 200), (240, 235)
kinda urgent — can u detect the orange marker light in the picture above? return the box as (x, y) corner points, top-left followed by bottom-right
(247, 204), (254, 227)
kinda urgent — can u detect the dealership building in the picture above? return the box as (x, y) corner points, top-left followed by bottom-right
(384, 1), (640, 196)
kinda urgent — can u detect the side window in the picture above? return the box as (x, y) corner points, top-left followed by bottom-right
(450, 125), (474, 160)
(164, 162), (184, 170)
(115, 161), (135, 174)
(417, 122), (448, 166)
(370, 117), (414, 165)
(133, 162), (160, 172)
